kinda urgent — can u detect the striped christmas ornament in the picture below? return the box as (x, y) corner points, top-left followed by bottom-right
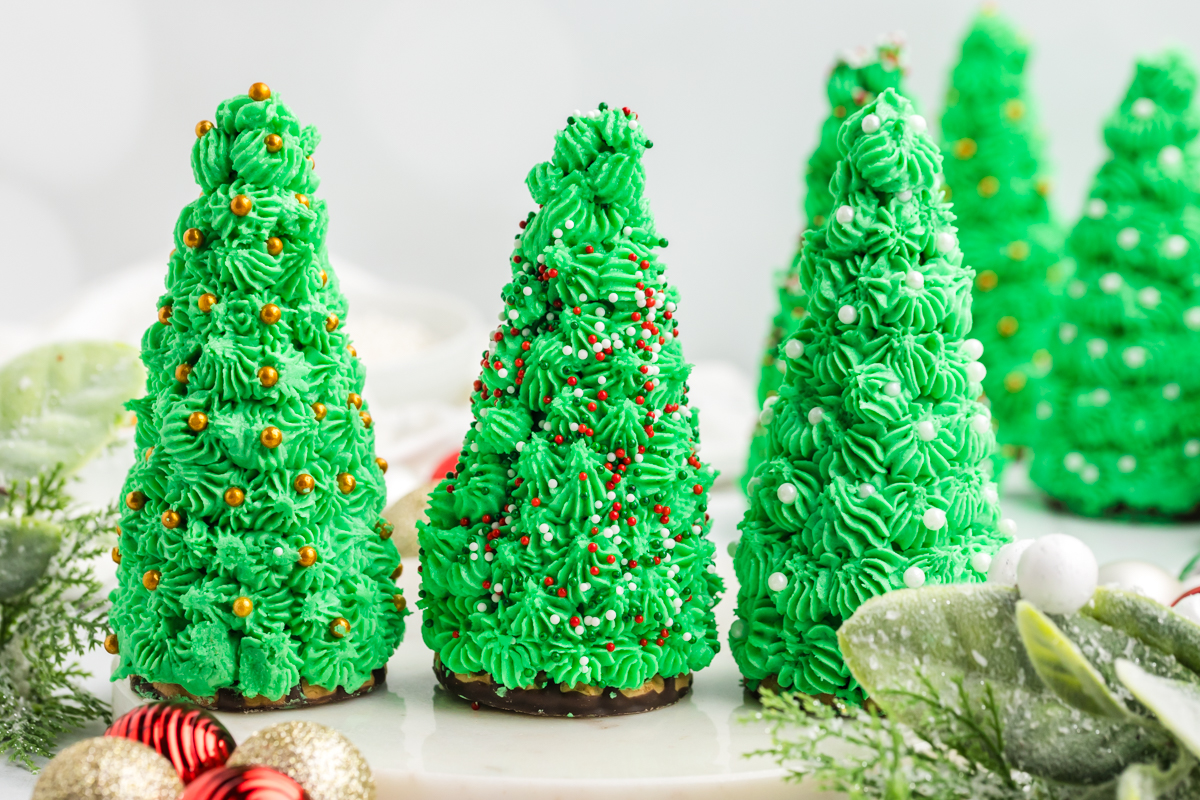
(105, 702), (236, 783)
(181, 765), (308, 800)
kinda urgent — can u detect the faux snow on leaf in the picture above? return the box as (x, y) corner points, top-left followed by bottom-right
(838, 583), (1167, 783)
(1117, 659), (1200, 759)
(0, 342), (143, 483)
(1087, 586), (1200, 676)
(0, 518), (62, 600)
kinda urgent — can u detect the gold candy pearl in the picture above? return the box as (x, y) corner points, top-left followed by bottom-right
(188, 411), (209, 432)
(1036, 178), (1052, 197)
(977, 270), (999, 292)
(198, 293), (217, 312)
(978, 176), (1000, 198)
(261, 426), (283, 448)
(142, 569), (162, 591)
(329, 617), (351, 638)
(377, 520), (393, 540)
(360, 411), (373, 429)
(312, 402), (327, 420)
(145, 447), (155, 461)
(184, 228), (204, 248)
(392, 594), (407, 613)
(375, 457), (388, 474)
(295, 193), (310, 208)
(1007, 241), (1031, 261)
(260, 303), (282, 324)
(391, 563), (404, 580)
(347, 344), (357, 357)
(175, 364), (192, 383)
(337, 473), (356, 494)
(249, 82), (271, 101)
(104, 633), (120, 654)
(258, 366), (279, 387)
(298, 546), (318, 567)
(320, 269), (328, 287)
(158, 305), (173, 325)
(224, 487), (246, 507)
(126, 491), (146, 511)
(231, 194), (253, 217)
(161, 510), (181, 529)
(233, 596), (254, 617)
(112, 546), (122, 565)
(1004, 371), (1028, 393)
(348, 393), (362, 409)
(294, 473), (315, 494)
(953, 138), (977, 160)
(1005, 99), (1026, 121)
(325, 315), (339, 332)
(267, 237), (283, 256)
(998, 316), (1019, 338)
(196, 120), (214, 138)
(265, 133), (283, 153)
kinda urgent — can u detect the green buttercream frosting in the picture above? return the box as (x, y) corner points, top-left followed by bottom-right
(747, 38), (914, 491)
(731, 89), (1007, 702)
(109, 88), (405, 700)
(1031, 51), (1200, 517)
(941, 11), (1066, 462)
(417, 104), (723, 691)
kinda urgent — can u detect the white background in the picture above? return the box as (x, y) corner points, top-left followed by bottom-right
(0, 0), (1196, 374)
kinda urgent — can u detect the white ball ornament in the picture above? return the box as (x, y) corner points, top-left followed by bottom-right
(767, 571), (789, 592)
(962, 338), (984, 361)
(861, 113), (881, 133)
(903, 566), (926, 589)
(1098, 560), (1181, 606)
(988, 539), (1033, 586)
(776, 482), (799, 505)
(1017, 534), (1099, 615)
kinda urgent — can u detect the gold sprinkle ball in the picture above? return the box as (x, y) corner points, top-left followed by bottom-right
(161, 510), (181, 529)
(294, 473), (315, 494)
(1005, 371), (1028, 393)
(265, 133), (283, 153)
(248, 82), (271, 101)
(125, 491), (146, 511)
(227, 721), (374, 800)
(953, 138), (977, 159)
(233, 596), (254, 617)
(267, 237), (283, 256)
(261, 426), (283, 448)
(188, 411), (209, 432)
(175, 364), (192, 384)
(224, 487), (246, 507)
(392, 594), (407, 613)
(325, 314), (339, 332)
(391, 564), (404, 580)
(320, 269), (328, 287)
(198, 293), (217, 312)
(978, 175), (1000, 197)
(142, 569), (161, 591)
(348, 392), (362, 409)
(298, 546), (318, 567)
(295, 193), (310, 208)
(977, 270), (999, 292)
(347, 344), (357, 357)
(183, 227), (204, 248)
(360, 411), (373, 429)
(312, 402), (328, 421)
(375, 457), (388, 474)
(157, 305), (173, 325)
(195, 120), (214, 138)
(329, 617), (351, 638)
(111, 546), (121, 565)
(32, 735), (183, 800)
(258, 366), (279, 387)
(337, 473), (356, 494)
(998, 316), (1019, 337)
(103, 633), (119, 654)
(260, 303), (282, 324)
(230, 194), (253, 217)
(145, 447), (154, 462)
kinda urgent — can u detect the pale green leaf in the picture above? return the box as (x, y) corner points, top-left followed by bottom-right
(0, 342), (144, 482)
(1016, 600), (1131, 720)
(0, 518), (62, 599)
(1086, 587), (1200, 678)
(1117, 659), (1200, 759)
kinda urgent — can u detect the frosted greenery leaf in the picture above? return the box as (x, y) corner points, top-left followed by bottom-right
(1085, 586), (1200, 678)
(838, 583), (1167, 783)
(1016, 600), (1132, 720)
(1115, 757), (1199, 800)
(0, 342), (143, 483)
(0, 518), (61, 600)
(1117, 659), (1200, 759)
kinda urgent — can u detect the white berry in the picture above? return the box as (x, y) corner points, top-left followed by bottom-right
(988, 539), (1033, 586)
(1017, 534), (1098, 614)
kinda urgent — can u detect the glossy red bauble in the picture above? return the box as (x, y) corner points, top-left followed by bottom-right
(106, 702), (236, 783)
(182, 765), (308, 800)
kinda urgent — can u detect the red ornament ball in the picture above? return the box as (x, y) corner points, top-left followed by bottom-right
(106, 702), (236, 784)
(182, 765), (307, 800)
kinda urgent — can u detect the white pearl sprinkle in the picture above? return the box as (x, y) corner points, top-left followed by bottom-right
(1132, 97), (1155, 119)
(962, 338), (984, 361)
(1165, 383), (1181, 400)
(1100, 272), (1122, 293)
(784, 339), (804, 359)
(605, 609), (616, 621)
(1086, 198), (1107, 219)
(970, 552), (993, 574)
(1064, 452), (1085, 472)
(1118, 454), (1137, 473)
(861, 113), (881, 133)
(908, 114), (927, 133)
(1059, 323), (1078, 343)
(767, 571), (789, 592)
(1117, 227), (1140, 250)
(897, 189), (913, 202)
(580, 656), (589, 666)
(623, 226), (632, 235)
(777, 482), (799, 504)
(550, 614), (560, 624)
(273, 546), (284, 556)
(970, 413), (991, 435)
(884, 381), (902, 397)
(1160, 145), (1183, 169)
(936, 231), (956, 252)
(838, 305), (857, 324)
(1138, 286), (1161, 308)
(858, 483), (875, 499)
(1123, 346), (1147, 368)
(923, 508), (947, 530)
(1166, 234), (1190, 259)
(916, 420), (937, 441)
(1187, 439), (1200, 458)
(477, 602), (487, 612)
(1087, 338), (1108, 359)
(905, 270), (924, 290)
(808, 407), (825, 425)
(835, 205), (854, 224)
(565, 220), (575, 229)
(966, 361), (987, 383)
(903, 566), (926, 589)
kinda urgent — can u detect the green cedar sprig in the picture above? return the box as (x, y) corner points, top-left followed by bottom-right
(0, 467), (114, 772)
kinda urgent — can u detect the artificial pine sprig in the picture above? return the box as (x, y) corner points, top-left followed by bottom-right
(0, 467), (114, 771)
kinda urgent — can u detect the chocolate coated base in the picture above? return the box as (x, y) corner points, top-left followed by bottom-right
(434, 656), (690, 717)
(128, 667), (387, 712)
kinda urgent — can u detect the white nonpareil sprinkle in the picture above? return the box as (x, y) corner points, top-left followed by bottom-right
(605, 609), (616, 621)
(767, 572), (789, 592)
(916, 420), (937, 441)
(962, 338), (984, 361)
(835, 205), (854, 224)
(1132, 97), (1155, 119)
(1117, 227), (1140, 250)
(897, 189), (913, 202)
(966, 361), (987, 383)
(903, 566), (926, 589)
(477, 602), (487, 612)
(776, 482), (799, 504)
(936, 231), (956, 252)
(273, 546), (284, 556)
(884, 381), (902, 397)
(1086, 198), (1107, 219)
(565, 219), (575, 229)
(784, 339), (804, 359)
(838, 305), (857, 324)
(1099, 272), (1122, 294)
(580, 656), (589, 666)
(905, 270), (924, 290)
(861, 113), (881, 133)
(970, 552), (992, 574)
(970, 413), (991, 435)
(808, 407), (825, 424)
(908, 114), (927, 133)
(922, 507), (947, 530)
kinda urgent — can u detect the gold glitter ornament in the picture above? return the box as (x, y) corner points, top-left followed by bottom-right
(32, 736), (184, 800)
(227, 721), (375, 800)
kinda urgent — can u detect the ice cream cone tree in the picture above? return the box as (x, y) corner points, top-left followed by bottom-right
(417, 104), (722, 705)
(747, 37), (912, 489)
(940, 9), (1065, 465)
(108, 84), (405, 704)
(731, 88), (1007, 702)
(1031, 52), (1200, 517)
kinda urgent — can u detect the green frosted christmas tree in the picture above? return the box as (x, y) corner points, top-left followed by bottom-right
(108, 83), (405, 709)
(1032, 53), (1200, 517)
(748, 37), (912, 488)
(731, 89), (1007, 701)
(417, 104), (722, 716)
(941, 9), (1064, 463)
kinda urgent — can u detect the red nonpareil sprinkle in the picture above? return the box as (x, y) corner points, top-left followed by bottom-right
(531, 498), (541, 507)
(640, 638), (648, 646)
(483, 515), (492, 523)
(638, 446), (646, 454)
(664, 311), (673, 319)
(522, 341), (531, 351)
(673, 329), (679, 337)
(630, 560), (638, 568)
(494, 332), (503, 342)
(640, 260), (649, 270)
(627, 253), (637, 261)
(493, 389), (501, 397)
(644, 381), (654, 391)
(519, 220), (526, 228)
(473, 380), (482, 391)
(513, 255), (522, 263)
(460, 517), (470, 526)
(447, 485), (455, 493)
(567, 376), (578, 386)
(590, 565), (600, 575)
(653, 556), (661, 565)
(588, 542), (599, 552)
(587, 402), (597, 411)
(544, 576), (554, 586)
(660, 515), (670, 523)
(656, 637), (665, 646)
(548, 268), (558, 278)
(623, 106), (631, 116)
(598, 390), (608, 401)
(631, 312), (642, 321)
(520, 535), (530, 545)
(482, 580), (491, 589)
(585, 245), (594, 254)
(616, 448), (626, 458)
(596, 352), (605, 361)
(661, 628), (670, 637)
(635, 395), (644, 405)
(543, 396), (552, 405)
(554, 435), (564, 444)
(557, 588), (567, 597)
(634, 614), (644, 623)
(471, 702), (481, 710)
(627, 516), (637, 526)
(693, 484), (703, 495)
(570, 616), (581, 627)
(573, 306), (582, 315)
(591, 526), (599, 534)
(609, 510), (619, 521)
(579, 472), (588, 482)
(452, 631), (460, 638)
(675, 534), (683, 542)
(606, 554), (616, 564)
(636, 281), (644, 289)
(611, 474), (622, 484)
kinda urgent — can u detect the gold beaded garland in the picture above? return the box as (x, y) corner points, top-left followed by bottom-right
(329, 617), (351, 638)
(126, 491), (146, 511)
(267, 236), (283, 256)
(258, 366), (279, 387)
(196, 120), (214, 137)
(337, 473), (356, 494)
(198, 292), (217, 312)
(298, 546), (318, 567)
(230, 194), (253, 217)
(104, 633), (119, 654)
(184, 228), (204, 248)
(249, 82), (271, 101)
(261, 426), (283, 448)
(187, 411), (209, 432)
(233, 596), (254, 617)
(260, 303), (282, 324)
(224, 487), (246, 507)
(265, 133), (283, 153)
(294, 473), (315, 494)
(142, 569), (161, 591)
